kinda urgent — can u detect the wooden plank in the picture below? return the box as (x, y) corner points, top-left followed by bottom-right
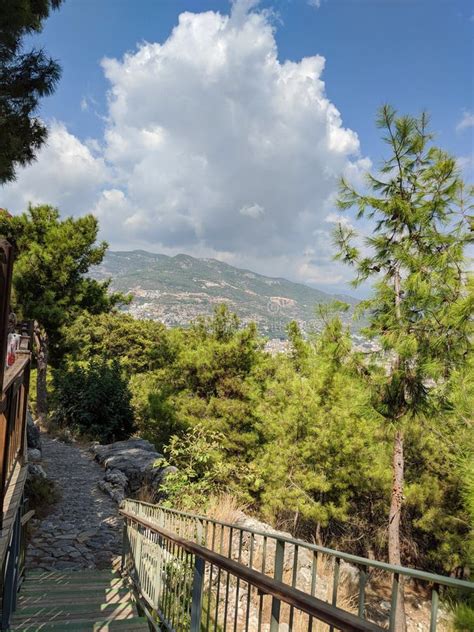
(20, 509), (34, 526)
(0, 462), (27, 564)
(2, 356), (29, 393)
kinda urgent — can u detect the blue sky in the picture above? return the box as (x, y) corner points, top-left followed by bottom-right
(4, 0), (473, 293)
(35, 0), (474, 162)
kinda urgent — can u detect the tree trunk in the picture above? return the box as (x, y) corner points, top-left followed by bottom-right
(388, 429), (406, 632)
(35, 326), (49, 428)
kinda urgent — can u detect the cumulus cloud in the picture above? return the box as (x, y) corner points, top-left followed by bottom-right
(1, 121), (109, 214)
(456, 110), (474, 132)
(240, 203), (265, 219)
(1, 0), (365, 287)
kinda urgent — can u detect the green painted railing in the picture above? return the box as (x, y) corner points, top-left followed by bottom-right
(120, 499), (473, 632)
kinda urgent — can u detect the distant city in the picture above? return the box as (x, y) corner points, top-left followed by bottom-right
(91, 250), (380, 355)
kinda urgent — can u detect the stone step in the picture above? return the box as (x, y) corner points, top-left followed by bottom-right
(18, 591), (133, 607)
(9, 615), (149, 630)
(21, 575), (125, 587)
(25, 570), (122, 581)
(10, 602), (137, 624)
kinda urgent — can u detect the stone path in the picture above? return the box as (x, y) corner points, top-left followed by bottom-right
(26, 435), (122, 571)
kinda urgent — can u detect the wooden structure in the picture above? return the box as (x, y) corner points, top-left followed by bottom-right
(8, 570), (149, 630)
(0, 239), (31, 630)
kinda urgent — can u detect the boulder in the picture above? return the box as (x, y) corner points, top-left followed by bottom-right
(26, 410), (41, 450)
(97, 468), (129, 503)
(28, 448), (42, 462)
(99, 469), (128, 504)
(91, 438), (164, 497)
(27, 463), (47, 479)
(90, 438), (156, 463)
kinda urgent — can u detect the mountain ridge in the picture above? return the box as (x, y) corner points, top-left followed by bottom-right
(91, 250), (358, 338)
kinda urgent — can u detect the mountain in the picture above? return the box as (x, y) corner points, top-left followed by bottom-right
(91, 250), (358, 338)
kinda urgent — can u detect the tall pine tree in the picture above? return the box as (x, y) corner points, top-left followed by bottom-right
(334, 105), (473, 630)
(0, 0), (63, 183)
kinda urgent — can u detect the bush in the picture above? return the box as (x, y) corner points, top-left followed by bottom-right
(52, 358), (134, 442)
(25, 476), (61, 519)
(156, 425), (235, 511)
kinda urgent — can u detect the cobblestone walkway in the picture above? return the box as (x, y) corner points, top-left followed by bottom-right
(26, 435), (122, 571)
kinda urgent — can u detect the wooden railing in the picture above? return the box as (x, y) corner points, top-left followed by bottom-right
(0, 349), (31, 527)
(121, 500), (474, 632)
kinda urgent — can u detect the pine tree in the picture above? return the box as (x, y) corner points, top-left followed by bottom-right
(334, 105), (473, 630)
(0, 0), (63, 183)
(0, 205), (126, 424)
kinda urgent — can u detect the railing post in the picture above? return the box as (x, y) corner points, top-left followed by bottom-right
(121, 518), (129, 573)
(153, 534), (164, 609)
(270, 539), (285, 632)
(429, 583), (439, 632)
(388, 572), (399, 632)
(190, 554), (205, 632)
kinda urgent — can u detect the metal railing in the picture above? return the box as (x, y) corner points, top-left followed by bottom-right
(120, 506), (383, 632)
(120, 500), (474, 632)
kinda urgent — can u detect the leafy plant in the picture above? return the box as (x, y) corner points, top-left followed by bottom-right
(52, 358), (134, 442)
(155, 425), (234, 511)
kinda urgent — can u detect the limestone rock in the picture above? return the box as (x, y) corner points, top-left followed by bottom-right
(90, 438), (156, 462)
(28, 448), (42, 462)
(97, 468), (129, 504)
(90, 438), (163, 493)
(28, 463), (47, 479)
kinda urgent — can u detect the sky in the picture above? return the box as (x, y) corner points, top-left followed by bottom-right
(2, 0), (473, 295)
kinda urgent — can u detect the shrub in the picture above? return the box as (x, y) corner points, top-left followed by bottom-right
(52, 358), (134, 442)
(25, 476), (61, 519)
(156, 425), (235, 511)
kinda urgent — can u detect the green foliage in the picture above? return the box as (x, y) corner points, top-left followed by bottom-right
(334, 106), (473, 573)
(64, 312), (174, 373)
(256, 320), (390, 553)
(156, 425), (233, 511)
(53, 294), (474, 574)
(0, 205), (126, 364)
(51, 359), (134, 442)
(0, 1), (63, 183)
(133, 305), (265, 458)
(335, 105), (472, 424)
(25, 475), (61, 519)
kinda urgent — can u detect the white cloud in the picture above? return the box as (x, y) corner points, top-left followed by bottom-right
(1, 0), (365, 289)
(308, 0), (322, 8)
(240, 203), (265, 218)
(456, 110), (474, 132)
(1, 121), (109, 214)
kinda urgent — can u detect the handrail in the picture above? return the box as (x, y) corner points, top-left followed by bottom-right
(129, 500), (473, 591)
(120, 507), (383, 632)
(0, 350), (31, 530)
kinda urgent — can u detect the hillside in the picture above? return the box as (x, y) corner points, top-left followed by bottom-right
(91, 250), (358, 338)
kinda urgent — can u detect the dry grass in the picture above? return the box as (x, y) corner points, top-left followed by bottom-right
(205, 493), (246, 525)
(136, 483), (157, 504)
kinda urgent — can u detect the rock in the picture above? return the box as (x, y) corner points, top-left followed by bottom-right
(91, 438), (164, 494)
(104, 468), (129, 487)
(90, 438), (156, 461)
(26, 410), (41, 449)
(27, 463), (47, 479)
(339, 560), (360, 593)
(28, 448), (42, 462)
